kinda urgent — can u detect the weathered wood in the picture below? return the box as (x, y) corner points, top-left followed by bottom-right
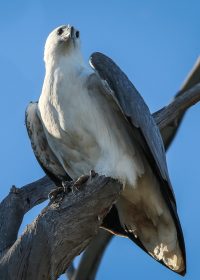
(72, 229), (112, 280)
(0, 176), (54, 253)
(154, 82), (200, 133)
(154, 56), (200, 149)
(0, 175), (121, 280)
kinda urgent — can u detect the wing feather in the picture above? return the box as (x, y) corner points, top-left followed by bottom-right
(89, 52), (186, 274)
(25, 102), (70, 185)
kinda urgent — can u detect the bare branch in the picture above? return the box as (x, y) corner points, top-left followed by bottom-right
(0, 175), (121, 280)
(66, 263), (76, 280)
(0, 176), (54, 253)
(181, 57), (200, 92)
(154, 56), (200, 149)
(73, 229), (112, 280)
(154, 82), (200, 131)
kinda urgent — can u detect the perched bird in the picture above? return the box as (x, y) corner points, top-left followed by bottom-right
(26, 25), (186, 274)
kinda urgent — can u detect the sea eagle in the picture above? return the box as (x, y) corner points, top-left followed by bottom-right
(26, 25), (186, 274)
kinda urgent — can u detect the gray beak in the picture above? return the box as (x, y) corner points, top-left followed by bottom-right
(68, 25), (79, 39)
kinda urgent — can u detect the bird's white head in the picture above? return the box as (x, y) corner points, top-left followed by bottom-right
(44, 25), (82, 65)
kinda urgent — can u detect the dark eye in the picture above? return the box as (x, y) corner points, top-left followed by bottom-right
(75, 31), (79, 38)
(57, 28), (64, 36)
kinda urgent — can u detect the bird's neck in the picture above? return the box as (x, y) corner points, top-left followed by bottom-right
(42, 50), (93, 98)
(45, 49), (86, 76)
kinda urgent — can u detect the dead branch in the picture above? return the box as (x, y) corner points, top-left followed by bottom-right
(72, 229), (112, 280)
(0, 176), (54, 254)
(0, 175), (121, 280)
(154, 82), (200, 133)
(154, 56), (200, 149)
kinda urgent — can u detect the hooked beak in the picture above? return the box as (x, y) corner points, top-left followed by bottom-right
(68, 25), (80, 39)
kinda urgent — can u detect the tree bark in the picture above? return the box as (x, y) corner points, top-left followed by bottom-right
(0, 177), (54, 253)
(0, 176), (121, 280)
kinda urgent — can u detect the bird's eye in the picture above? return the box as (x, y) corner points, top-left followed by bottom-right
(75, 31), (80, 38)
(57, 28), (64, 36)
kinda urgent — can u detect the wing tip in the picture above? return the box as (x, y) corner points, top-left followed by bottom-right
(179, 268), (186, 276)
(126, 230), (186, 276)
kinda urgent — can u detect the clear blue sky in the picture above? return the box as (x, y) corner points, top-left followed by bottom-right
(0, 1), (200, 279)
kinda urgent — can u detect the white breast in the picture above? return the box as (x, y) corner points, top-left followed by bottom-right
(39, 57), (144, 185)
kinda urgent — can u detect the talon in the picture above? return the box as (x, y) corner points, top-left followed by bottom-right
(49, 182), (71, 202)
(90, 169), (97, 178)
(62, 181), (72, 193)
(48, 187), (63, 201)
(74, 174), (90, 188)
(71, 185), (79, 194)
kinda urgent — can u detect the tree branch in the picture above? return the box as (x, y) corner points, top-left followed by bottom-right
(0, 175), (121, 280)
(0, 176), (54, 253)
(66, 263), (76, 280)
(154, 56), (200, 149)
(73, 229), (112, 280)
(154, 82), (200, 133)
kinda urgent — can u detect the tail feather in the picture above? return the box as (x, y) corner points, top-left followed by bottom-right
(101, 163), (186, 275)
(116, 184), (185, 275)
(101, 204), (186, 275)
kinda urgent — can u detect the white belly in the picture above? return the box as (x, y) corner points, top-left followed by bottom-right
(39, 75), (144, 186)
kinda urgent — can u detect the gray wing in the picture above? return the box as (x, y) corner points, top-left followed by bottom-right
(25, 102), (70, 185)
(89, 52), (175, 203)
(89, 52), (185, 271)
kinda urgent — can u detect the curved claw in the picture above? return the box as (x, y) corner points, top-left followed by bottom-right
(90, 169), (97, 178)
(74, 174), (90, 188)
(48, 181), (72, 202)
(73, 170), (98, 190)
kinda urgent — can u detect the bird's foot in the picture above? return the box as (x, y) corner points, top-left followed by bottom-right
(73, 170), (97, 191)
(48, 181), (72, 202)
(49, 170), (98, 202)
(73, 175), (89, 189)
(90, 169), (97, 178)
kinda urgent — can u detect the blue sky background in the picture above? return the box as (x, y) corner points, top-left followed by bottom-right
(0, 1), (200, 279)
